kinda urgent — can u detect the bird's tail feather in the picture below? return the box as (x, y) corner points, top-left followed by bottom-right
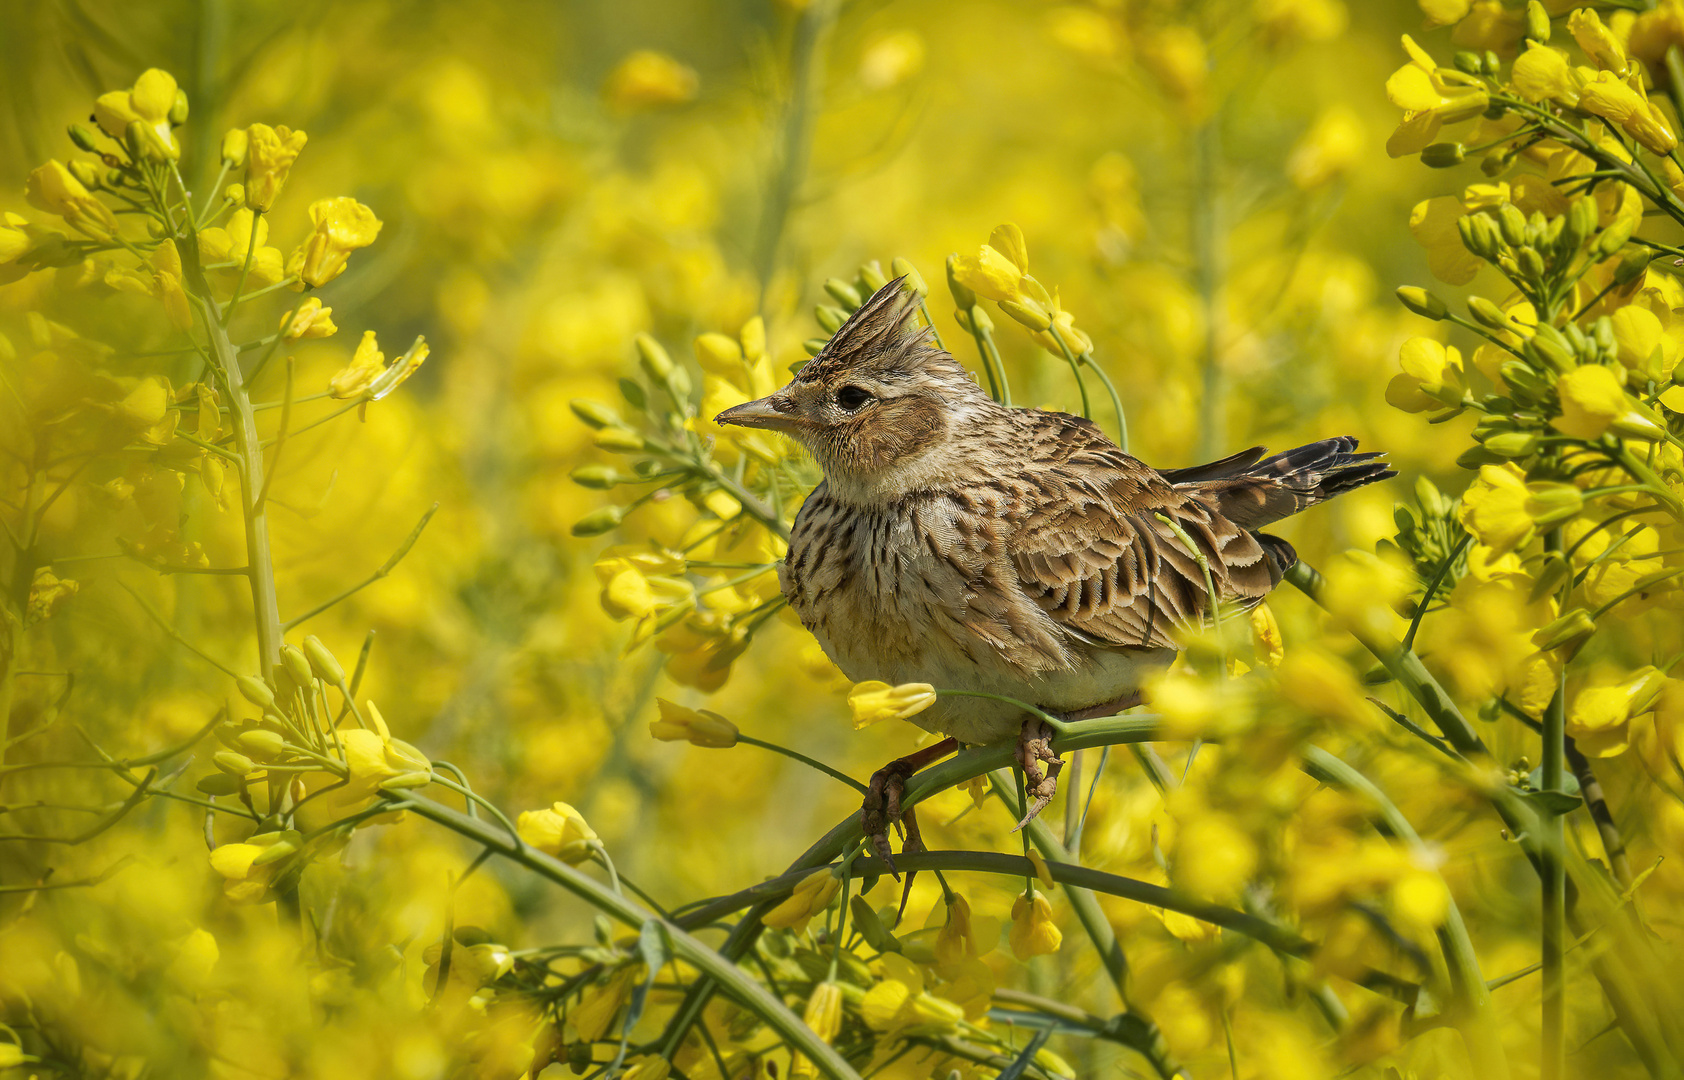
(1168, 436), (1395, 531)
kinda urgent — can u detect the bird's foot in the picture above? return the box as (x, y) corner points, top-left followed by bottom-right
(862, 737), (958, 920)
(1013, 715), (1066, 831)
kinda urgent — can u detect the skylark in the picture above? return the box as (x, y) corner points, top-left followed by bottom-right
(717, 280), (1392, 866)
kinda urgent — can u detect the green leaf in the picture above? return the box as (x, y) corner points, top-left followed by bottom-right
(1525, 789), (1582, 817)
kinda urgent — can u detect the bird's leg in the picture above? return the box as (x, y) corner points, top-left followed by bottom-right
(862, 737), (958, 878)
(1013, 716), (1066, 831)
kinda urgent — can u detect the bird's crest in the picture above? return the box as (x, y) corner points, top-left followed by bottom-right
(795, 278), (938, 386)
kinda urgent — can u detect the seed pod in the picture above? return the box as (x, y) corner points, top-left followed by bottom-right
(824, 277), (862, 311)
(302, 636), (345, 685)
(235, 675), (276, 710)
(815, 305), (846, 334)
(1421, 142), (1465, 168)
(281, 644), (313, 690)
(1396, 286), (1448, 320)
(214, 751), (256, 776)
(569, 399), (623, 430)
(237, 729), (287, 759)
(571, 506), (625, 537)
(570, 464), (622, 489)
(891, 257), (928, 297)
(859, 259), (889, 293)
(946, 254), (977, 310)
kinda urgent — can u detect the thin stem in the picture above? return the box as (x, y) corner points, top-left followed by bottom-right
(254, 357), (293, 511)
(735, 735), (868, 795)
(282, 504), (438, 630)
(222, 209), (263, 326)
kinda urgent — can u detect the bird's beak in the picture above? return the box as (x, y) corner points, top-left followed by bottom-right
(715, 394), (799, 432)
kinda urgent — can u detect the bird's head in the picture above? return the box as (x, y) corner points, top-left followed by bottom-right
(715, 279), (993, 490)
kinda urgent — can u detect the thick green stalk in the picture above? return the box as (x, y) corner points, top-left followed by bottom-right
(1541, 532), (1567, 1080)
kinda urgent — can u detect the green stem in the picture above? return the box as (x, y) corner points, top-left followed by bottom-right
(735, 735), (868, 795)
(1541, 535), (1567, 1080)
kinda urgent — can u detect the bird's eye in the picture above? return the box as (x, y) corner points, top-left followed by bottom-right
(836, 385), (873, 411)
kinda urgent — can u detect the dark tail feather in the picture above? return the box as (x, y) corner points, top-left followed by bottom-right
(1172, 436), (1395, 530)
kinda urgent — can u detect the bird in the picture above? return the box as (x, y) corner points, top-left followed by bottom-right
(716, 279), (1393, 869)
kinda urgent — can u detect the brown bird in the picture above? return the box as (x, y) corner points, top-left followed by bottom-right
(716, 280), (1392, 866)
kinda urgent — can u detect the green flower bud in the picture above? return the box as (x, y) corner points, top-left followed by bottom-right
(1396, 286), (1448, 320)
(1534, 609), (1595, 654)
(1614, 247), (1650, 286)
(1498, 204), (1527, 246)
(570, 464), (623, 489)
(68, 159), (102, 189)
(1529, 323), (1576, 372)
(849, 895), (902, 953)
(1530, 552), (1570, 603)
(1526, 0), (1551, 42)
(1480, 151), (1512, 178)
(169, 89), (190, 125)
(221, 128), (249, 167)
(1517, 246), (1546, 279)
(1598, 217), (1636, 256)
(1467, 296), (1511, 330)
(571, 506), (625, 537)
(237, 729), (287, 758)
(593, 428), (646, 452)
(214, 751), (256, 776)
(302, 635), (345, 685)
(1453, 51), (1483, 75)
(281, 644), (313, 690)
(197, 773), (242, 796)
(67, 124), (100, 153)
(946, 253), (977, 310)
(1482, 50), (1501, 75)
(803, 337), (830, 357)
(815, 305), (846, 334)
(379, 770), (434, 791)
(235, 675), (276, 710)
(570, 399), (623, 430)
(859, 259), (889, 293)
(891, 257), (928, 298)
(1456, 445), (1507, 469)
(1459, 213), (1500, 259)
(635, 333), (674, 382)
(824, 277), (862, 311)
(1484, 431), (1539, 458)
(1500, 360), (1551, 398)
(1421, 142), (1465, 168)
(251, 834), (303, 866)
(1528, 483), (1583, 528)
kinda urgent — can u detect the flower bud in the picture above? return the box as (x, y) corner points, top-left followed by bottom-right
(237, 729), (287, 758)
(281, 644), (313, 689)
(595, 427), (645, 452)
(197, 773), (242, 796)
(1484, 431), (1539, 458)
(1498, 204), (1527, 246)
(803, 337), (829, 357)
(1517, 246), (1546, 279)
(692, 332), (741, 374)
(250, 833), (302, 866)
(1396, 286), (1448, 320)
(824, 277), (862, 310)
(859, 259), (889, 293)
(1528, 324), (1576, 372)
(1534, 609), (1596, 654)
(1598, 217), (1636, 256)
(1500, 359), (1551, 398)
(1456, 445), (1507, 469)
(214, 751), (256, 776)
(849, 896), (902, 952)
(302, 635), (345, 685)
(946, 253), (977, 310)
(815, 304), (846, 334)
(68, 159), (102, 189)
(235, 675), (276, 710)
(1614, 247), (1650, 286)
(1528, 483), (1583, 527)
(891, 257), (927, 297)
(1453, 51), (1483, 75)
(569, 399), (623, 430)
(999, 299), (1053, 331)
(67, 124), (100, 153)
(1527, 0), (1550, 42)
(1421, 142), (1465, 168)
(635, 333), (674, 382)
(570, 464), (623, 489)
(221, 128), (249, 167)
(572, 506), (625, 537)
(169, 89), (190, 125)
(1561, 197), (1596, 252)
(1458, 214), (1500, 260)
(1467, 296), (1511, 330)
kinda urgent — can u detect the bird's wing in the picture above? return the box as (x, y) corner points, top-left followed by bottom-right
(1005, 412), (1283, 650)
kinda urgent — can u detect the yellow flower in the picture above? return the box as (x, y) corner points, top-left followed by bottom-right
(329, 330), (385, 399)
(1458, 463), (1585, 555)
(1408, 197), (1482, 285)
(94, 68), (180, 159)
(623, 1058), (671, 1080)
(1287, 105), (1364, 190)
(1385, 336), (1466, 412)
(289, 197), (382, 289)
(517, 802), (599, 864)
(847, 680), (936, 728)
(763, 869), (840, 931)
(208, 832), (295, 904)
(1249, 603), (1284, 668)
(804, 981), (844, 1043)
(1511, 43), (1581, 107)
(1418, 0), (1469, 29)
(569, 967), (637, 1043)
(951, 223), (1036, 306)
(26, 567), (79, 624)
(150, 239), (192, 331)
(282, 297), (337, 340)
(1567, 666), (1666, 757)
(1384, 35), (1488, 156)
(934, 893), (979, 967)
(198, 209), (284, 285)
(244, 123), (308, 211)
(25, 161), (117, 239)
(603, 50), (699, 111)
(1553, 364), (1658, 440)
(1569, 9), (1628, 75)
(649, 698), (739, 747)
(1008, 891), (1062, 960)
(1579, 71), (1677, 156)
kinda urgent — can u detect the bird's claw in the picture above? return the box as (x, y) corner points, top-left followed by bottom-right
(1013, 716), (1065, 831)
